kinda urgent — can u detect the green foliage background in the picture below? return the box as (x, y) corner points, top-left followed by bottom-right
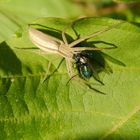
(0, 0), (140, 140)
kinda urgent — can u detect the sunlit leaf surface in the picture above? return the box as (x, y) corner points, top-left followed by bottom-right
(0, 17), (140, 139)
(0, 0), (81, 42)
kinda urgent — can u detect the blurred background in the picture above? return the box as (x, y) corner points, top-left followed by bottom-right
(0, 0), (140, 42)
(72, 0), (140, 22)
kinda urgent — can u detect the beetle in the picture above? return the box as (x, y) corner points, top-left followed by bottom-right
(73, 53), (93, 78)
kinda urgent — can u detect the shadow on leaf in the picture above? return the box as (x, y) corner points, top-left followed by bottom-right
(0, 42), (22, 95)
(0, 42), (22, 75)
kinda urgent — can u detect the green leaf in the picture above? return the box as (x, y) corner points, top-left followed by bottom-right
(0, 0), (81, 43)
(1, 17), (140, 139)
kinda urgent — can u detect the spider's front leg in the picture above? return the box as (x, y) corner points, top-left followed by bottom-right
(70, 46), (117, 53)
(62, 24), (70, 46)
(69, 21), (124, 48)
(66, 57), (75, 78)
(66, 57), (94, 89)
(66, 56), (85, 83)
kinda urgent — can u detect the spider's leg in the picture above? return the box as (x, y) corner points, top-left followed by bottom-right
(62, 21), (76, 47)
(41, 58), (65, 83)
(66, 58), (74, 77)
(66, 57), (86, 81)
(66, 56), (85, 80)
(70, 46), (116, 52)
(41, 61), (52, 84)
(69, 21), (124, 48)
(62, 26), (69, 46)
(66, 57), (84, 78)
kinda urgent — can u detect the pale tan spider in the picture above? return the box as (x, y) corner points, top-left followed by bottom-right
(28, 21), (123, 90)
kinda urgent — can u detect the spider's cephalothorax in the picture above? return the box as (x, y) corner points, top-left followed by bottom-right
(73, 53), (93, 79)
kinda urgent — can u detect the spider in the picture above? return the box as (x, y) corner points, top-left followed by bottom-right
(28, 21), (123, 90)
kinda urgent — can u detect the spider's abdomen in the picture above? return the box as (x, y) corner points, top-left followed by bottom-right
(28, 27), (60, 53)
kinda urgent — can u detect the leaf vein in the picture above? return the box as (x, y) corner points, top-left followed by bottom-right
(100, 105), (140, 140)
